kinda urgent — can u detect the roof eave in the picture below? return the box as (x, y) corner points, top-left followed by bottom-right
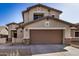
(22, 4), (62, 14)
(16, 16), (75, 29)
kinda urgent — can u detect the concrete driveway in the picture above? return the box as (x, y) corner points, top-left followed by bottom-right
(32, 45), (79, 56)
(30, 44), (66, 55)
(0, 44), (79, 56)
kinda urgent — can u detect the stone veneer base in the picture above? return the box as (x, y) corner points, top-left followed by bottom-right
(64, 38), (72, 45)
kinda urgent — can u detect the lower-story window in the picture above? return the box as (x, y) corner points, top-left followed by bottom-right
(14, 32), (17, 38)
(75, 32), (79, 37)
(12, 30), (17, 38)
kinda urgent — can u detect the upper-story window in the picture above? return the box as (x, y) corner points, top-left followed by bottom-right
(33, 13), (44, 20)
(75, 32), (79, 37)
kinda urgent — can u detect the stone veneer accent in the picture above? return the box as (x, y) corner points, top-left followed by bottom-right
(23, 39), (30, 45)
(64, 38), (72, 45)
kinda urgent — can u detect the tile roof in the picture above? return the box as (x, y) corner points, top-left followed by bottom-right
(0, 26), (8, 35)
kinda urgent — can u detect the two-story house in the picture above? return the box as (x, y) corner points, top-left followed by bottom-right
(6, 4), (79, 45)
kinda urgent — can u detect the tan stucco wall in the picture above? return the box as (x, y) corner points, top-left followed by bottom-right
(23, 28), (30, 39)
(23, 6), (61, 23)
(23, 19), (71, 40)
(11, 28), (23, 43)
(64, 27), (71, 38)
(8, 24), (18, 38)
(25, 19), (69, 28)
(24, 12), (29, 23)
(71, 29), (79, 37)
(0, 38), (6, 44)
(17, 28), (23, 38)
(17, 28), (30, 40)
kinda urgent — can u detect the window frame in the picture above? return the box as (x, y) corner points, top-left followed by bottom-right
(33, 13), (44, 20)
(75, 31), (79, 37)
(11, 30), (17, 38)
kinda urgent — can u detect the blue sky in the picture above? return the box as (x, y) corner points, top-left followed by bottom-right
(0, 3), (79, 26)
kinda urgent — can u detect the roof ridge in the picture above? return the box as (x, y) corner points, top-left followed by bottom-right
(22, 3), (62, 13)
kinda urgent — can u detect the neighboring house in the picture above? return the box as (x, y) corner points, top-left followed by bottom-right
(0, 26), (8, 43)
(6, 4), (79, 45)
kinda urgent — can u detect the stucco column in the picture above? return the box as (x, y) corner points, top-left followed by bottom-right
(23, 28), (30, 44)
(64, 28), (71, 44)
(65, 28), (71, 38)
(23, 28), (30, 39)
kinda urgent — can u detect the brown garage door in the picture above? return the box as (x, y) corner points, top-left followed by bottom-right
(30, 30), (63, 44)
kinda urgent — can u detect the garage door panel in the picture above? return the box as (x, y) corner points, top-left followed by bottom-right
(30, 30), (63, 44)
